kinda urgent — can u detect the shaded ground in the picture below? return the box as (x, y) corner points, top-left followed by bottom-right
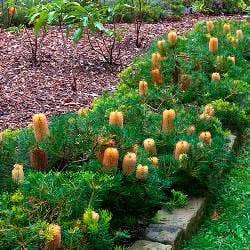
(0, 14), (243, 130)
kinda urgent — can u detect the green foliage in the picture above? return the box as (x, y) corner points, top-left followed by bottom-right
(0, 19), (249, 248)
(183, 132), (250, 250)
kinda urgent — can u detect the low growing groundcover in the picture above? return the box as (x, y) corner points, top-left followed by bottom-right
(0, 19), (249, 249)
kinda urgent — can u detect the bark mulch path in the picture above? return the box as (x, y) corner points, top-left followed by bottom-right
(0, 14), (243, 130)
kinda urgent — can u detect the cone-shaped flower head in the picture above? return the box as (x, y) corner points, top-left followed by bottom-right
(31, 148), (48, 171)
(236, 30), (243, 40)
(143, 138), (157, 155)
(211, 72), (221, 81)
(151, 68), (163, 85)
(136, 164), (148, 180)
(228, 56), (235, 65)
(168, 31), (177, 46)
(139, 80), (148, 97)
(12, 164), (24, 184)
(109, 111), (124, 127)
(206, 21), (214, 33)
(9, 7), (17, 16)
(174, 141), (190, 160)
(157, 40), (167, 58)
(78, 107), (89, 117)
(83, 210), (100, 224)
(199, 132), (212, 145)
(209, 37), (218, 53)
(32, 113), (49, 143)
(150, 157), (159, 167)
(102, 147), (119, 170)
(47, 224), (61, 250)
(151, 53), (161, 70)
(122, 152), (137, 175)
(179, 74), (192, 91)
(187, 125), (196, 135)
(223, 24), (231, 34)
(204, 104), (215, 117)
(162, 109), (176, 131)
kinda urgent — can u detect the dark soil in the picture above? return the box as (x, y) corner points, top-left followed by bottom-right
(0, 14), (243, 130)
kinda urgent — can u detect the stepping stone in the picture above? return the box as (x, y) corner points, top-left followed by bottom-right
(227, 134), (237, 151)
(130, 240), (172, 250)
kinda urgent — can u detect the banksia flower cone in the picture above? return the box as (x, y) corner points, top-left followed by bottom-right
(228, 56), (235, 65)
(223, 24), (230, 34)
(187, 125), (196, 135)
(136, 164), (148, 180)
(139, 80), (148, 97)
(204, 105), (215, 117)
(78, 107), (89, 117)
(179, 74), (192, 91)
(83, 210), (100, 224)
(33, 113), (49, 143)
(12, 164), (24, 184)
(157, 40), (167, 58)
(46, 224), (61, 250)
(199, 132), (212, 145)
(168, 31), (177, 46)
(122, 152), (137, 175)
(174, 141), (190, 160)
(236, 30), (243, 40)
(211, 72), (221, 81)
(9, 7), (17, 17)
(206, 21), (214, 33)
(102, 147), (119, 170)
(150, 157), (159, 167)
(209, 37), (218, 53)
(143, 138), (157, 155)
(151, 68), (163, 86)
(162, 109), (176, 131)
(152, 53), (161, 70)
(31, 148), (48, 171)
(109, 111), (124, 127)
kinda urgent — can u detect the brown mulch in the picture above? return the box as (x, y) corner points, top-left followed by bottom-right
(0, 14), (243, 130)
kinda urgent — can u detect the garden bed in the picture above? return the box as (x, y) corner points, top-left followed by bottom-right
(0, 18), (249, 249)
(0, 14), (243, 130)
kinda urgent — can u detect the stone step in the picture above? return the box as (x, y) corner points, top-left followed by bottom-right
(130, 240), (172, 250)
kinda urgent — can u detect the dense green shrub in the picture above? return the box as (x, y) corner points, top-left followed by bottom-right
(0, 19), (249, 248)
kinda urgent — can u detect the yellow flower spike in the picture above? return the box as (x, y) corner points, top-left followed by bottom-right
(143, 138), (157, 155)
(12, 164), (24, 184)
(136, 164), (149, 180)
(122, 152), (137, 176)
(209, 37), (218, 53)
(32, 113), (49, 143)
(174, 141), (190, 160)
(162, 109), (176, 131)
(102, 147), (119, 171)
(109, 111), (124, 128)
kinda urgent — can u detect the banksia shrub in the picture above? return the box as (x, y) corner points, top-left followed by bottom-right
(199, 132), (212, 145)
(150, 157), (159, 167)
(139, 80), (148, 97)
(174, 141), (190, 160)
(33, 113), (49, 143)
(46, 224), (61, 250)
(136, 164), (148, 180)
(8, 7), (17, 17)
(78, 107), (89, 117)
(179, 74), (192, 91)
(31, 148), (48, 171)
(143, 138), (157, 155)
(206, 21), (214, 33)
(122, 152), (137, 175)
(162, 109), (176, 131)
(157, 40), (167, 58)
(151, 53), (161, 70)
(109, 111), (124, 127)
(211, 72), (221, 81)
(187, 125), (196, 135)
(12, 164), (24, 184)
(168, 31), (177, 46)
(209, 37), (218, 53)
(236, 30), (243, 40)
(151, 68), (163, 86)
(83, 210), (100, 224)
(102, 147), (119, 170)
(223, 24), (231, 34)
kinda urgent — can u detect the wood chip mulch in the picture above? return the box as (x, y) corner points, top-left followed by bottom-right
(0, 14), (243, 130)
